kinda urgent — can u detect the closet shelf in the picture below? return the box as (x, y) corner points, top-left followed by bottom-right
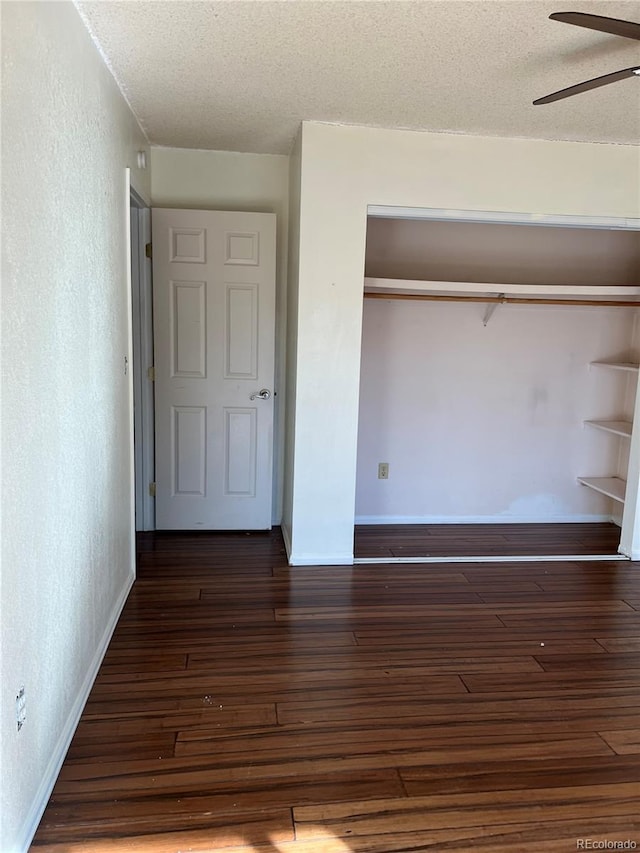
(584, 420), (633, 438)
(364, 278), (640, 304)
(590, 361), (640, 373)
(577, 476), (626, 503)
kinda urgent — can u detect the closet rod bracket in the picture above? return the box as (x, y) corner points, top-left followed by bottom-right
(483, 294), (505, 327)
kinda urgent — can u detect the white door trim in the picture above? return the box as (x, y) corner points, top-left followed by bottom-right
(130, 184), (155, 530)
(125, 169), (136, 570)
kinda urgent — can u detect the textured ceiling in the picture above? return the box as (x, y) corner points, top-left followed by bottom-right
(75, 0), (640, 154)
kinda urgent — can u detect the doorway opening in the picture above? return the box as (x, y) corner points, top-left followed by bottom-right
(354, 207), (640, 562)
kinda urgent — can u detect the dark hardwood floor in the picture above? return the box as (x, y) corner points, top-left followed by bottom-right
(31, 527), (640, 852)
(354, 521), (623, 558)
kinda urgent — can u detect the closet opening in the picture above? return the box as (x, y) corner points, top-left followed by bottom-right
(354, 210), (640, 562)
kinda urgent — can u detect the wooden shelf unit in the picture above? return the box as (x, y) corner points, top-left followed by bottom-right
(577, 476), (626, 504)
(579, 360), (639, 509)
(363, 279), (640, 312)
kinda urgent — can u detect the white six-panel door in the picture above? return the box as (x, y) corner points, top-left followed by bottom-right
(152, 209), (276, 529)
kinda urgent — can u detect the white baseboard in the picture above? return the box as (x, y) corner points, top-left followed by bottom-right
(355, 514), (613, 525)
(288, 553), (354, 566)
(281, 523), (353, 565)
(280, 522), (292, 562)
(618, 543), (640, 560)
(17, 574), (134, 853)
(354, 554), (628, 565)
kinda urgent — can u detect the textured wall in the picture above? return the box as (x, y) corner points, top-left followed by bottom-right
(1, 3), (149, 850)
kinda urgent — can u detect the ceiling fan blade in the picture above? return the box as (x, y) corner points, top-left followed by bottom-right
(533, 65), (640, 104)
(549, 12), (640, 40)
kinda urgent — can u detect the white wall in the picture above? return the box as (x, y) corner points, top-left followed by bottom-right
(150, 147), (289, 523)
(366, 218), (640, 287)
(620, 316), (640, 556)
(284, 122), (640, 564)
(282, 132), (302, 554)
(356, 299), (637, 523)
(1, 4), (150, 851)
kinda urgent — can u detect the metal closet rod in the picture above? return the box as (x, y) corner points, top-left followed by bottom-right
(364, 292), (640, 307)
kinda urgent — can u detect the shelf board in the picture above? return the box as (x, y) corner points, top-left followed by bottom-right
(590, 361), (639, 373)
(585, 420), (632, 438)
(577, 476), (626, 503)
(365, 278), (640, 301)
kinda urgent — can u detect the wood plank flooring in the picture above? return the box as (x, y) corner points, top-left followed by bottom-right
(354, 522), (623, 558)
(30, 527), (640, 852)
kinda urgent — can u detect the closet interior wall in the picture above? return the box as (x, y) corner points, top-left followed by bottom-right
(355, 217), (640, 539)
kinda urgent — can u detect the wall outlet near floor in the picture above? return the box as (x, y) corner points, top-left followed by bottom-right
(16, 686), (26, 731)
(378, 462), (389, 480)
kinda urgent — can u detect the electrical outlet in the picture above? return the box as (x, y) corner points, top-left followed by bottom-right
(378, 462), (389, 480)
(16, 686), (26, 731)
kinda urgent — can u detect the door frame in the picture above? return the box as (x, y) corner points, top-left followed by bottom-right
(130, 185), (155, 530)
